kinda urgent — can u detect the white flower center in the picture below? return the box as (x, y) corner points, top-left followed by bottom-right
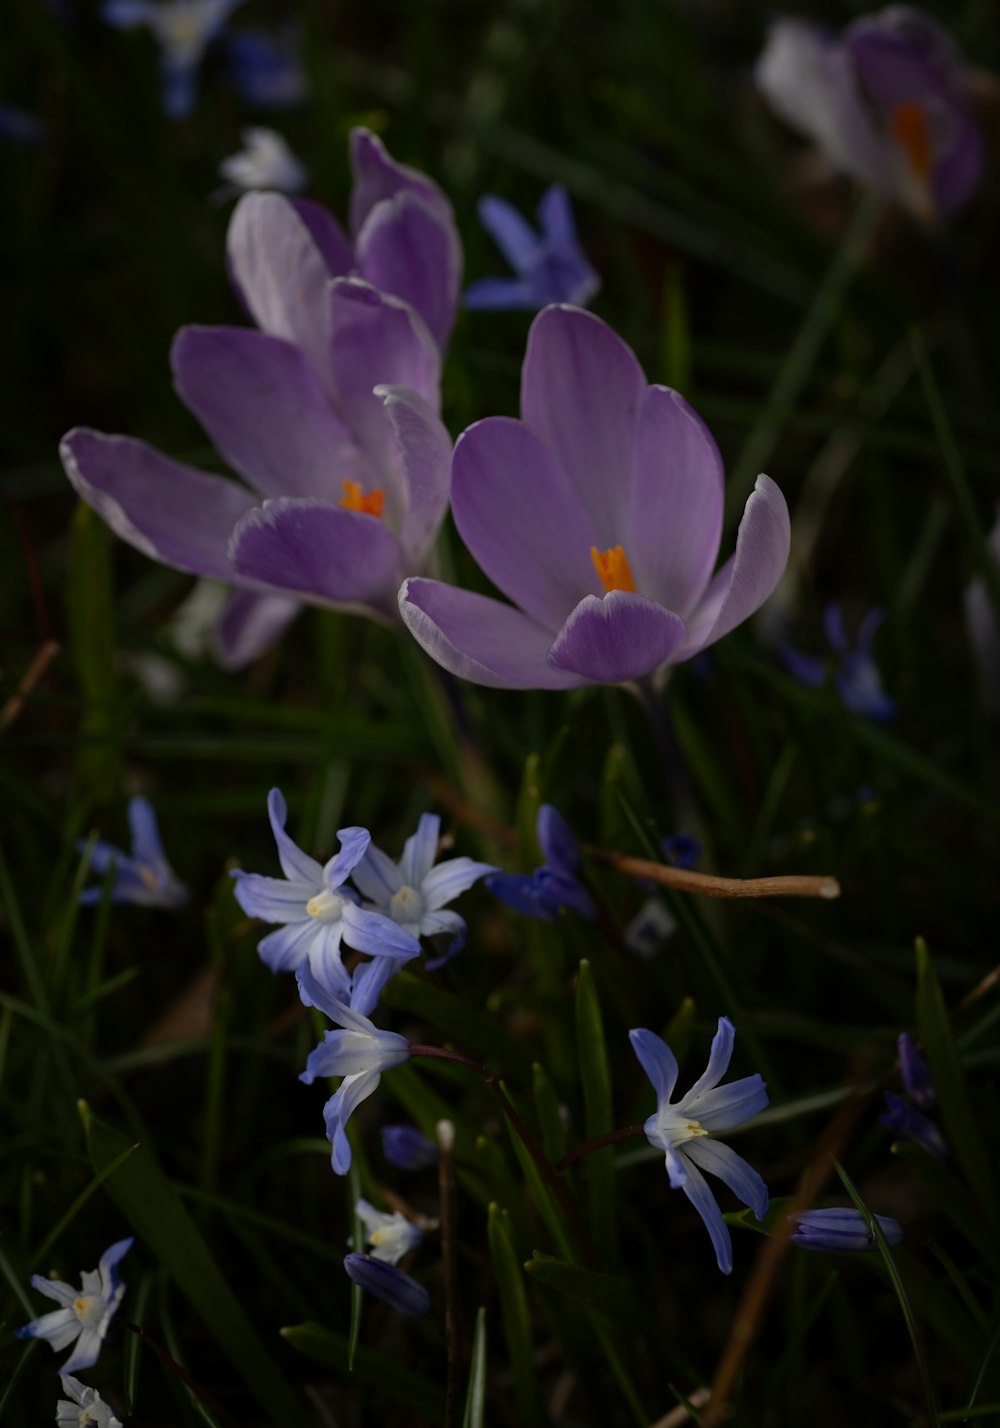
(654, 1107), (709, 1150)
(73, 1294), (103, 1327)
(389, 884), (424, 924)
(306, 889), (344, 921)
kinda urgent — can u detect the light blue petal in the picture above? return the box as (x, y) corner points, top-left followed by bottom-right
(779, 645), (829, 689)
(231, 870), (311, 922)
(664, 1144), (688, 1190)
(536, 804), (581, 873)
(306, 927), (350, 998)
(823, 603), (849, 654)
(681, 1017), (736, 1103)
(17, 1307), (78, 1349)
(62, 1324), (103, 1375)
(267, 788), (324, 884)
(28, 1276), (76, 1308)
(297, 963), (379, 1033)
(102, 0), (156, 28)
(98, 1237), (133, 1298)
(400, 813), (440, 888)
(536, 184), (578, 247)
(77, 839), (126, 876)
(127, 796), (166, 869)
(350, 956), (399, 1018)
(323, 826), (372, 889)
(684, 1137), (769, 1221)
(341, 902), (421, 959)
(629, 1028), (679, 1102)
(689, 1073), (768, 1131)
(463, 275), (539, 311)
(477, 195), (540, 272)
(351, 844), (403, 906)
(325, 1070), (381, 1174)
(679, 1155), (733, 1274)
(423, 913), (466, 970)
(257, 920), (321, 973)
(421, 857), (497, 910)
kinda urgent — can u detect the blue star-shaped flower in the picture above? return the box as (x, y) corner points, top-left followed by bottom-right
(464, 184), (599, 312)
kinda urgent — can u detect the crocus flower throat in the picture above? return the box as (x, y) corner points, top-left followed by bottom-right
(591, 544), (636, 594)
(341, 480), (384, 517)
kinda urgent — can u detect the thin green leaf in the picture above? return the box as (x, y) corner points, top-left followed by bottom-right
(382, 972), (534, 1079)
(123, 1270), (155, 1414)
(488, 1204), (543, 1428)
(525, 1251), (633, 1320)
(32, 1141), (139, 1265)
(347, 1154), (363, 1373)
(575, 960), (617, 1265)
(281, 1322), (447, 1423)
(462, 1306), (488, 1428)
(0, 1341), (37, 1423)
(533, 1061), (567, 1163)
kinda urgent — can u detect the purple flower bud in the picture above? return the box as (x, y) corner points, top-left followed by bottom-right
(880, 1092), (948, 1160)
(343, 1253), (430, 1315)
(661, 833), (700, 870)
(790, 1207), (904, 1253)
(381, 1124), (439, 1171)
(897, 1032), (935, 1110)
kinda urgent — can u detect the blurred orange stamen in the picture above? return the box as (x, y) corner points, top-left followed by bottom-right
(340, 480), (384, 518)
(889, 102), (933, 179)
(591, 545), (636, 594)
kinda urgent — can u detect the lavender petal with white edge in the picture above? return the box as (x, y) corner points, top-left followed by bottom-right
(60, 429), (257, 581)
(349, 127), (456, 237)
(171, 325), (357, 501)
(548, 592), (688, 684)
(377, 385), (452, 565)
(356, 188), (461, 349)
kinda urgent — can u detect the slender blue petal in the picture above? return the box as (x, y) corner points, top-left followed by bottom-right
(684, 1138), (769, 1221)
(536, 804), (581, 873)
(628, 1028), (679, 1102)
(681, 1017), (736, 1102)
(343, 1253), (430, 1315)
(679, 1157), (734, 1274)
(381, 1124), (439, 1171)
(880, 1092), (948, 1159)
(687, 1074), (769, 1131)
(790, 1207), (903, 1252)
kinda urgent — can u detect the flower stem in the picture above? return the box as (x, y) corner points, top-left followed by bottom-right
(437, 1119), (462, 1428)
(586, 846), (840, 901)
(122, 1321), (241, 1428)
(556, 1125), (646, 1171)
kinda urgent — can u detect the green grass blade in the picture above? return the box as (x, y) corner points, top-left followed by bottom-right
(574, 960), (617, 1265)
(347, 1153), (363, 1372)
(281, 1322), (447, 1423)
(462, 1306), (488, 1428)
(32, 1141), (138, 1265)
(488, 1203), (543, 1428)
(525, 1252), (633, 1319)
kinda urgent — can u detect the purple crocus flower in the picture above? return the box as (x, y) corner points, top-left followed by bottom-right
(102, 0), (244, 120)
(630, 1018), (769, 1274)
(343, 1253), (430, 1315)
(225, 26), (307, 108)
(381, 1124), (439, 1171)
(487, 803), (596, 921)
(78, 796), (188, 910)
(465, 184), (599, 312)
(880, 1091), (948, 1160)
(400, 306), (790, 689)
(60, 129), (460, 669)
(790, 1207), (903, 1252)
(781, 605), (895, 721)
(756, 8), (983, 221)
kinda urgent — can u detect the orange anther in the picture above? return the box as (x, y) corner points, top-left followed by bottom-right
(590, 544), (636, 594)
(889, 101), (933, 180)
(340, 480), (384, 518)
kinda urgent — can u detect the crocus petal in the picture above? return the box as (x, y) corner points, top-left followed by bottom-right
(684, 1137), (769, 1221)
(351, 844), (404, 905)
(681, 475), (791, 657)
(520, 305), (646, 546)
(400, 812), (440, 888)
(323, 826), (372, 888)
(231, 870), (311, 922)
(689, 1073), (769, 1131)
(399, 578), (583, 690)
(356, 189), (460, 349)
(678, 1155), (734, 1275)
(548, 591), (688, 684)
(628, 385), (724, 614)
(288, 196), (354, 276)
(326, 1070), (380, 1174)
(348, 127), (454, 236)
(229, 498), (402, 614)
(343, 1252), (430, 1315)
(227, 192), (334, 388)
(478, 194), (541, 271)
(172, 326), (356, 501)
(341, 902), (422, 959)
(127, 797), (166, 870)
(536, 804), (581, 873)
(214, 588), (302, 670)
(421, 856), (497, 910)
(267, 787), (325, 884)
(451, 416), (601, 629)
(60, 428), (257, 581)
(629, 1028), (679, 1102)
(377, 385), (453, 566)
(680, 1016), (735, 1102)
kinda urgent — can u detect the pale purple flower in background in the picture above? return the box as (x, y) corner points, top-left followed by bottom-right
(381, 1124), (439, 1171)
(352, 812), (497, 968)
(401, 305), (790, 689)
(465, 184), (600, 311)
(232, 788), (420, 992)
(790, 1207), (903, 1252)
(781, 605), (895, 721)
(78, 796), (188, 909)
(630, 1018), (769, 1274)
(488, 803), (595, 921)
(354, 1197), (423, 1264)
(102, 0), (244, 119)
(879, 1091), (947, 1159)
(297, 963), (411, 1174)
(60, 129), (460, 668)
(225, 25), (307, 108)
(57, 1376), (123, 1428)
(343, 1253), (430, 1315)
(16, 1238), (133, 1374)
(756, 8), (983, 220)
(218, 127), (306, 194)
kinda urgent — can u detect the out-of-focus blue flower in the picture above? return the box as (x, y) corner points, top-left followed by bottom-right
(781, 605), (895, 721)
(880, 1091), (947, 1159)
(297, 963), (410, 1174)
(343, 1252), (429, 1315)
(897, 1032), (935, 1110)
(16, 1238), (133, 1374)
(78, 797), (188, 910)
(354, 1198), (423, 1264)
(487, 804), (596, 922)
(219, 126), (307, 194)
(231, 789), (420, 993)
(0, 104), (45, 145)
(57, 1376), (123, 1428)
(352, 812), (496, 970)
(381, 1123), (439, 1171)
(465, 184), (599, 311)
(102, 0), (245, 120)
(225, 26), (306, 108)
(661, 833), (700, 870)
(790, 1206), (903, 1252)
(630, 1018), (769, 1274)
(624, 897), (677, 959)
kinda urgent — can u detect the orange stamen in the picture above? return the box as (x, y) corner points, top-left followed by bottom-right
(590, 544), (636, 594)
(340, 479), (384, 518)
(889, 101), (933, 180)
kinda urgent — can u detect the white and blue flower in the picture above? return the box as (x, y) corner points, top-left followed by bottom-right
(57, 1375), (123, 1428)
(16, 1237), (133, 1374)
(102, 0), (244, 119)
(354, 1198), (423, 1264)
(79, 797), (188, 910)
